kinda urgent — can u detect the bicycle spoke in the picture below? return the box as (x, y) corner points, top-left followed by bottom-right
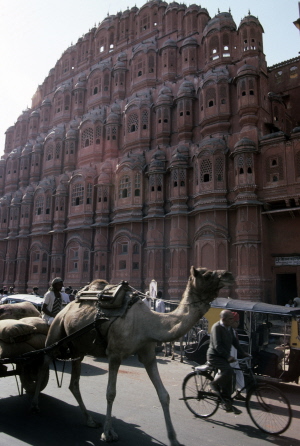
(246, 385), (292, 435)
(182, 371), (219, 418)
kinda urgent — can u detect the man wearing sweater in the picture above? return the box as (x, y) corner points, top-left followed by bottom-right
(207, 309), (249, 412)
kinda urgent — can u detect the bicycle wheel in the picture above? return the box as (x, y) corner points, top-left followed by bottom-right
(182, 371), (219, 418)
(246, 384), (292, 435)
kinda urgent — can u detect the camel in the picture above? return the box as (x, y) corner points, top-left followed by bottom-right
(32, 266), (233, 446)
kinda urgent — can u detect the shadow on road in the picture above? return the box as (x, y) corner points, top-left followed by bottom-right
(198, 415), (300, 446)
(0, 393), (167, 446)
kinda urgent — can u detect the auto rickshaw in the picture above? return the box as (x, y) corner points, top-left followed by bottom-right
(185, 298), (300, 383)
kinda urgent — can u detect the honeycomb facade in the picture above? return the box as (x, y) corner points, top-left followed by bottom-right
(1, 1), (300, 302)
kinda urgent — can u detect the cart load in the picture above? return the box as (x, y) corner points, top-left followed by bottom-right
(0, 317), (49, 358)
(0, 302), (41, 321)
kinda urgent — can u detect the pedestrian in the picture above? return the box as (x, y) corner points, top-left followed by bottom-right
(31, 287), (40, 296)
(155, 290), (165, 313)
(230, 312), (246, 400)
(42, 278), (65, 325)
(143, 291), (152, 309)
(285, 299), (294, 307)
(60, 286), (70, 305)
(8, 286), (15, 295)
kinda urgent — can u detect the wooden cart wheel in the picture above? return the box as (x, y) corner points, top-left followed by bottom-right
(18, 362), (50, 395)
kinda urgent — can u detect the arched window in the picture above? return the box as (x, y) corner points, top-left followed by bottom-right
(46, 144), (53, 161)
(119, 175), (131, 198)
(135, 173), (141, 196)
(35, 195), (44, 215)
(81, 127), (94, 148)
(127, 113), (139, 133)
(71, 183), (84, 206)
(200, 159), (212, 182)
(215, 157), (224, 182)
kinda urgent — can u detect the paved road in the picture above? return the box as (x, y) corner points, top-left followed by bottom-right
(0, 352), (299, 446)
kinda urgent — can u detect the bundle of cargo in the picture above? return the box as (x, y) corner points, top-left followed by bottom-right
(0, 316), (49, 359)
(0, 302), (41, 321)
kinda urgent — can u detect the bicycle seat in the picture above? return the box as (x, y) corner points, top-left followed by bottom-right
(195, 362), (214, 373)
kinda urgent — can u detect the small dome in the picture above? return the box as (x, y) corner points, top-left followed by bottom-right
(106, 112), (120, 124)
(30, 109), (40, 118)
(204, 12), (236, 36)
(233, 137), (257, 155)
(56, 183), (67, 193)
(11, 190), (23, 204)
(41, 98), (51, 107)
(161, 39), (177, 49)
(182, 36), (198, 47)
(5, 126), (15, 133)
(22, 142), (33, 155)
(237, 64), (258, 76)
(66, 128), (78, 139)
(177, 80), (195, 98)
(239, 14), (263, 31)
(98, 172), (110, 184)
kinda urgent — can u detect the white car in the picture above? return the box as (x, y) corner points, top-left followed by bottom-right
(0, 294), (44, 311)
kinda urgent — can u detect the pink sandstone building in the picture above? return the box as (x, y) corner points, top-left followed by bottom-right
(1, 2), (300, 303)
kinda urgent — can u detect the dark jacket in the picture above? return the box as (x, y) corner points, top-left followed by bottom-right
(207, 321), (244, 361)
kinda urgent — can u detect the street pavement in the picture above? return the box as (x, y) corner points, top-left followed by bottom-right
(0, 351), (299, 446)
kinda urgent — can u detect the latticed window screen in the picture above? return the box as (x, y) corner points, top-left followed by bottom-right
(215, 157), (224, 181)
(179, 169), (186, 186)
(45, 196), (51, 214)
(142, 110), (148, 129)
(81, 128), (94, 148)
(95, 125), (102, 139)
(200, 159), (212, 182)
(128, 113), (138, 133)
(149, 175), (155, 191)
(206, 88), (216, 106)
(46, 145), (53, 161)
(55, 142), (61, 159)
(119, 176), (131, 198)
(112, 127), (117, 140)
(237, 155), (244, 174)
(157, 174), (163, 190)
(71, 184), (84, 206)
(135, 173), (141, 196)
(195, 166), (199, 185)
(296, 152), (300, 178)
(35, 195), (44, 215)
(69, 141), (75, 154)
(173, 170), (178, 186)
(86, 183), (93, 204)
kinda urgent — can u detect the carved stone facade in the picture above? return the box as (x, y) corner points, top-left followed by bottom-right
(1, 2), (300, 303)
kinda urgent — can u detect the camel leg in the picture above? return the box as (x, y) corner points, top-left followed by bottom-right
(138, 349), (183, 446)
(101, 356), (121, 442)
(31, 353), (52, 412)
(171, 342), (175, 361)
(69, 358), (100, 428)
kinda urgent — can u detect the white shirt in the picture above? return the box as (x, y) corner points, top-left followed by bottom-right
(156, 299), (165, 313)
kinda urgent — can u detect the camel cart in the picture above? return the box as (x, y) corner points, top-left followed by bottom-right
(185, 298), (300, 384)
(0, 318), (106, 395)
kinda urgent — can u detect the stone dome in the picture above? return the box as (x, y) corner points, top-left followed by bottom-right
(177, 80), (195, 98)
(233, 137), (257, 155)
(204, 12), (236, 36)
(161, 39), (177, 49)
(237, 64), (258, 76)
(41, 98), (51, 107)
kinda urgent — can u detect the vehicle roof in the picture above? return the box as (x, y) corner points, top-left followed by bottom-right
(211, 297), (300, 316)
(0, 294), (44, 305)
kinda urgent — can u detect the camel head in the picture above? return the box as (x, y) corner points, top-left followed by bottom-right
(189, 266), (234, 304)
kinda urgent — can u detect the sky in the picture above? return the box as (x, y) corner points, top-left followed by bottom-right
(0, 0), (299, 155)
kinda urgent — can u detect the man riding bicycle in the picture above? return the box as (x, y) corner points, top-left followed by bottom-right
(207, 309), (250, 412)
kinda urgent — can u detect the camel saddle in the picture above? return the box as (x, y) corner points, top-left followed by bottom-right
(76, 281), (132, 309)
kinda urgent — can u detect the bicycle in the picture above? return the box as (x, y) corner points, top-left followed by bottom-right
(181, 357), (292, 435)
